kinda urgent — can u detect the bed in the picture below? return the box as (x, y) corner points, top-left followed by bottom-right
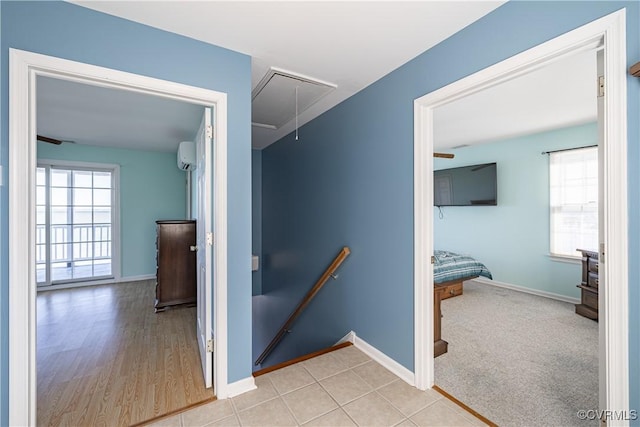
(433, 250), (492, 300)
(432, 250), (492, 357)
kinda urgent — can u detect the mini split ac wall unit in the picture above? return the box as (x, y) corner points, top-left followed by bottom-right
(177, 141), (196, 171)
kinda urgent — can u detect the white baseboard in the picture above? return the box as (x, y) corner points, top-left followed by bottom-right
(36, 274), (155, 292)
(224, 376), (257, 398)
(118, 274), (155, 283)
(471, 277), (580, 305)
(335, 331), (356, 345)
(342, 331), (415, 387)
(36, 277), (117, 292)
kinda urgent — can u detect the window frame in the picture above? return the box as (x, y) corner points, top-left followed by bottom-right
(36, 158), (121, 287)
(548, 146), (598, 260)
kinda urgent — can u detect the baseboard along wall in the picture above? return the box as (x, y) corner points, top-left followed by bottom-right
(35, 274), (155, 292)
(471, 277), (580, 305)
(336, 331), (415, 387)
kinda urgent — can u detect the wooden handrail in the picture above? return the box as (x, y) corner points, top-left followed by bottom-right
(255, 246), (351, 366)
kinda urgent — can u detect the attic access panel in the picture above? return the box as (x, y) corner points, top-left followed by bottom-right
(252, 68), (336, 129)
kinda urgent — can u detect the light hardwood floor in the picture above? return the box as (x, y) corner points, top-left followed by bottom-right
(37, 280), (213, 426)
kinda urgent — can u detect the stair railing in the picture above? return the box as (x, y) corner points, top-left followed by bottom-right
(255, 246), (351, 366)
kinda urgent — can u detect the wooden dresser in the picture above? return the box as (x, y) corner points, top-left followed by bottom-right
(155, 220), (197, 312)
(575, 248), (599, 321)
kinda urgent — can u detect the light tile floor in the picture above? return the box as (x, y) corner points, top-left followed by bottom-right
(147, 346), (488, 427)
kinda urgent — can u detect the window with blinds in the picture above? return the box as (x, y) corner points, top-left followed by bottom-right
(549, 146), (598, 258)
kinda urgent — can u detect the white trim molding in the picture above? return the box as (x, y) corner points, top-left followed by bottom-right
(9, 48), (230, 425)
(117, 274), (156, 283)
(470, 277), (581, 305)
(335, 331), (357, 346)
(225, 376), (257, 398)
(414, 9), (628, 424)
(348, 331), (415, 387)
(212, 92), (230, 400)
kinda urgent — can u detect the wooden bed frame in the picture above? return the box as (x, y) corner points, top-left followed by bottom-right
(433, 276), (479, 357)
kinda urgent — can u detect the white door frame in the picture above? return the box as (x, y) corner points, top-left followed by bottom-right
(414, 8), (628, 421)
(8, 48), (230, 426)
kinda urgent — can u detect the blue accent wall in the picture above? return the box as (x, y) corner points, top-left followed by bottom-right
(37, 141), (187, 279)
(434, 123), (597, 299)
(261, 1), (639, 416)
(1, 1), (252, 420)
(252, 150), (263, 296)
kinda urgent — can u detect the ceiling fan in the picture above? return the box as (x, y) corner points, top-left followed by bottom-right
(433, 152), (454, 159)
(37, 135), (75, 145)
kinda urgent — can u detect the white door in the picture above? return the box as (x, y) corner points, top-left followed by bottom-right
(196, 107), (213, 388)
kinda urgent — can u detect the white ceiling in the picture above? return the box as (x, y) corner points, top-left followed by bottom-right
(37, 76), (204, 152)
(40, 1), (595, 154)
(69, 0), (506, 149)
(434, 49), (597, 150)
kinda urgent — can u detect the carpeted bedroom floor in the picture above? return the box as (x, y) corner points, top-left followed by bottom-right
(434, 281), (599, 427)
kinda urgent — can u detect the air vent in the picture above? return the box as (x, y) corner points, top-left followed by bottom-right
(252, 67), (336, 129)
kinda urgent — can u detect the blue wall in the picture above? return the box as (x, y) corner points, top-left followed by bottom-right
(434, 123), (597, 299)
(252, 150), (262, 296)
(1, 1), (252, 421)
(261, 0), (639, 415)
(37, 141), (187, 279)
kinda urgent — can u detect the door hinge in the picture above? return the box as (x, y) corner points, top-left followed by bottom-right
(600, 242), (605, 263)
(206, 232), (213, 246)
(431, 256), (436, 265)
(206, 125), (213, 139)
(598, 75), (605, 97)
(206, 339), (214, 353)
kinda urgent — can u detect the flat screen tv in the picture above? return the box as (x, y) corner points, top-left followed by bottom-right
(434, 162), (497, 207)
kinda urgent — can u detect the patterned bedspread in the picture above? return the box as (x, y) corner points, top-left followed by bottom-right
(433, 250), (492, 284)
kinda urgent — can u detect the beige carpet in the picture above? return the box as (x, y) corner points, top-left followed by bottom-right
(435, 281), (599, 427)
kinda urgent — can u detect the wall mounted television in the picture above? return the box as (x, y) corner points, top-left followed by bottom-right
(434, 162), (497, 206)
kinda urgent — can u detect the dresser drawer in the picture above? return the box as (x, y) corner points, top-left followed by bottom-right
(582, 289), (598, 311)
(588, 257), (598, 274)
(588, 272), (599, 288)
(441, 282), (462, 300)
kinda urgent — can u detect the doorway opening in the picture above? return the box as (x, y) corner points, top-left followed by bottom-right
(8, 48), (230, 426)
(34, 75), (212, 424)
(414, 7), (628, 422)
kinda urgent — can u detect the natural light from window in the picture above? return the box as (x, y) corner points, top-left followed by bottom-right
(37, 164), (114, 285)
(549, 146), (598, 258)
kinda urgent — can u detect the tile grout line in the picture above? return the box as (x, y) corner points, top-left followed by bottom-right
(307, 353), (408, 427)
(310, 364), (363, 427)
(267, 368), (308, 426)
(376, 379), (447, 420)
(227, 394), (242, 427)
(318, 374), (374, 407)
(297, 364), (343, 425)
(349, 360), (398, 391)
